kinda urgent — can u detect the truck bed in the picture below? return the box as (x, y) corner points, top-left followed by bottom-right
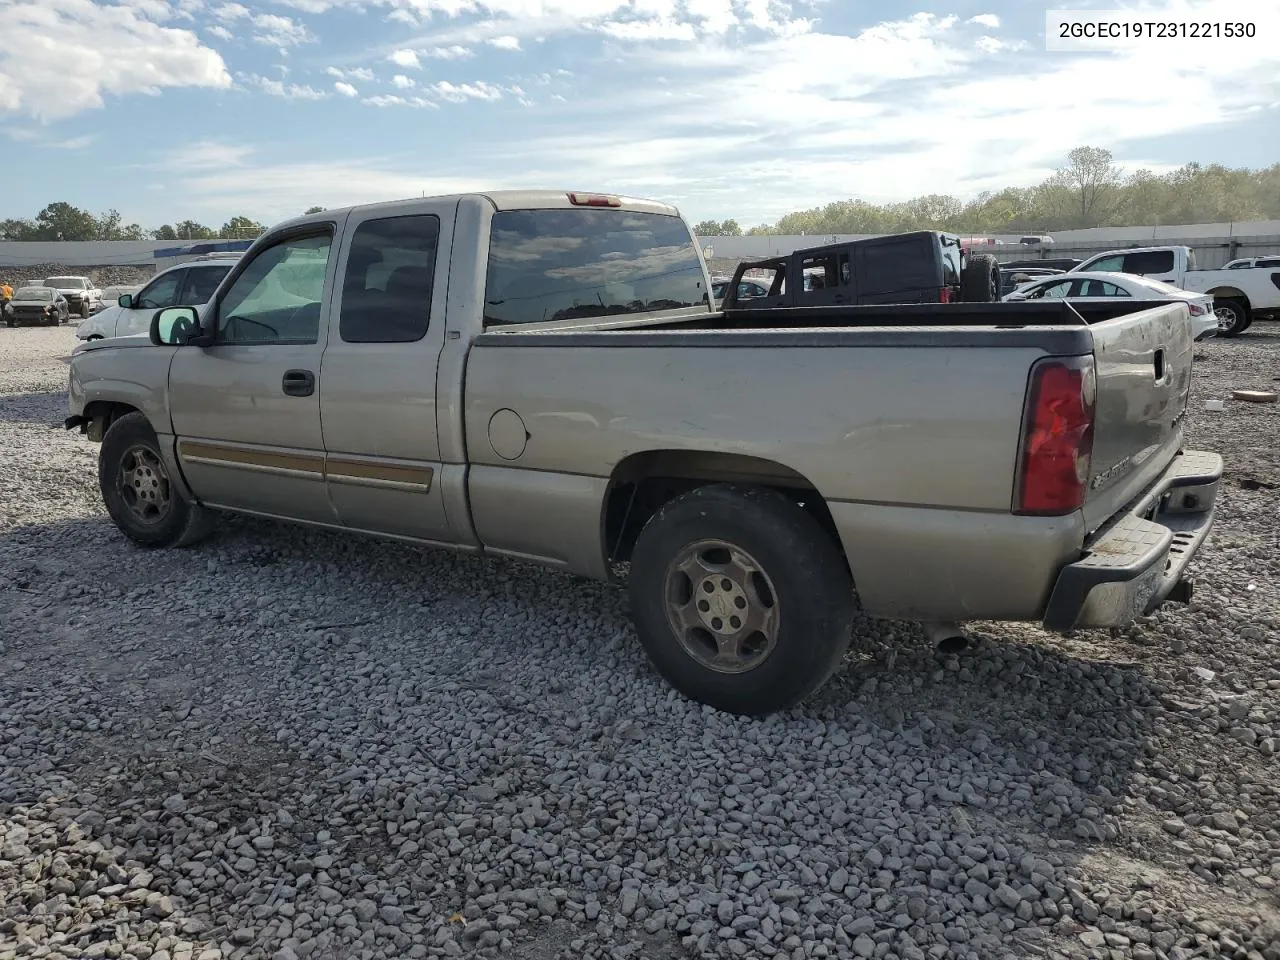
(467, 298), (1195, 621)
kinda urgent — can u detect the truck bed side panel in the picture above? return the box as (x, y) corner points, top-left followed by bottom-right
(464, 338), (1053, 511)
(462, 331), (1087, 613)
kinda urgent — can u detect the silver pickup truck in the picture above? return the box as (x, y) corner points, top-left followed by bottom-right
(65, 190), (1223, 716)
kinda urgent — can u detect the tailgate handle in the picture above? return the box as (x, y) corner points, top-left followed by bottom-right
(1153, 349), (1165, 382)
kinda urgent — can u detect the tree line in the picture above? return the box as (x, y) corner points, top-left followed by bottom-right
(0, 204), (329, 243)
(694, 147), (1280, 237)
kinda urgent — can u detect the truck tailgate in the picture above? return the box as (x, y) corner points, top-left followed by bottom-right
(1080, 301), (1194, 534)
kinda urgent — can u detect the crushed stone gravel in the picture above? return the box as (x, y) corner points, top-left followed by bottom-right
(2, 323), (1279, 960)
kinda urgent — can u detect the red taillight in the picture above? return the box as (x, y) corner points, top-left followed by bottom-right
(567, 192), (621, 207)
(1188, 302), (1206, 316)
(1014, 358), (1095, 515)
(939, 286), (953, 303)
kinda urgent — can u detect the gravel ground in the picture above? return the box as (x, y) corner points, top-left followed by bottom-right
(2, 324), (1279, 960)
(0, 265), (154, 290)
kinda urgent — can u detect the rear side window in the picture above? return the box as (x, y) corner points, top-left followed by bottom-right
(340, 215), (440, 343)
(483, 209), (706, 325)
(180, 265), (230, 303)
(1123, 250), (1174, 274)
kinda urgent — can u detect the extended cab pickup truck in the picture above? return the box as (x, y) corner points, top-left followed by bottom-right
(1071, 245), (1280, 337)
(65, 191), (1223, 716)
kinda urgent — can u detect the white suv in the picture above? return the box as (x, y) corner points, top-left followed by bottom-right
(75, 256), (240, 341)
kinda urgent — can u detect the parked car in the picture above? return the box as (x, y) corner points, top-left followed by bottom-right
(710, 275), (773, 303)
(76, 257), (239, 341)
(999, 266), (1063, 298)
(1069, 245), (1280, 336)
(5, 285), (71, 326)
(66, 190), (1221, 717)
(43, 276), (103, 319)
(719, 230), (1003, 309)
(1019, 235), (1054, 245)
(1003, 271), (1218, 340)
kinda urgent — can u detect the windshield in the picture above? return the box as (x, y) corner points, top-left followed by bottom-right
(15, 286), (54, 300)
(45, 277), (87, 289)
(483, 208), (708, 325)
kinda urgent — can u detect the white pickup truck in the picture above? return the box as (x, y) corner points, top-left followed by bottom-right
(44, 275), (104, 319)
(1070, 246), (1280, 337)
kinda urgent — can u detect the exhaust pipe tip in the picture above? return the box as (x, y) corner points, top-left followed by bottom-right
(923, 622), (970, 653)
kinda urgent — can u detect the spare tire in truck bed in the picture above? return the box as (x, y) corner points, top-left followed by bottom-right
(960, 253), (1000, 302)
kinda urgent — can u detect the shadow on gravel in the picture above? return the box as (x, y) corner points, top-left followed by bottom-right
(0, 389), (68, 427)
(2, 512), (1165, 960)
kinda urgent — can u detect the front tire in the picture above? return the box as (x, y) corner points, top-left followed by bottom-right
(1214, 298), (1249, 338)
(628, 484), (856, 716)
(960, 254), (1000, 302)
(99, 412), (213, 548)
(80, 302), (91, 319)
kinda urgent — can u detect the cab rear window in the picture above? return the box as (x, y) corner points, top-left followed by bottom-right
(483, 209), (708, 325)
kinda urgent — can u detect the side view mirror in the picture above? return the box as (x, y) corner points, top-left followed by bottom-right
(151, 306), (200, 346)
(118, 293), (133, 308)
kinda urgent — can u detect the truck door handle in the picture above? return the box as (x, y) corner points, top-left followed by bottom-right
(282, 369), (315, 397)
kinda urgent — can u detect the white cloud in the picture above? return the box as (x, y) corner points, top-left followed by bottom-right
(334, 81), (358, 97)
(251, 13), (314, 48)
(241, 73), (327, 100)
(488, 34), (521, 49)
(387, 48), (421, 68)
(348, 67), (375, 81)
(426, 45), (474, 59)
(0, 0), (231, 122)
(391, 74), (415, 88)
(207, 24), (234, 40)
(598, 18), (695, 41)
(968, 13), (1000, 28)
(430, 80), (504, 102)
(167, 143), (489, 219)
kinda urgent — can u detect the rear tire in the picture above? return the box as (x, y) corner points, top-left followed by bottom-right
(1214, 298), (1249, 338)
(960, 254), (1000, 302)
(627, 483), (856, 716)
(80, 302), (91, 319)
(99, 412), (214, 548)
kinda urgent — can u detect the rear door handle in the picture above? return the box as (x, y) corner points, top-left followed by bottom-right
(282, 369), (315, 397)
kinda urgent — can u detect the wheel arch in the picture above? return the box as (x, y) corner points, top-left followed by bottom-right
(601, 449), (849, 577)
(1205, 286), (1252, 307)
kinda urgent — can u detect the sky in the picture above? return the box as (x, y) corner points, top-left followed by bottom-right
(1, 0), (1278, 231)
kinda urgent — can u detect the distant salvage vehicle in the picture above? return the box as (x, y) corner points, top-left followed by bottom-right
(719, 230), (1003, 309)
(66, 190), (1221, 717)
(710, 275), (772, 304)
(6, 285), (71, 326)
(77, 256), (239, 341)
(44, 276), (103, 319)
(1003, 270), (1218, 340)
(1069, 245), (1280, 337)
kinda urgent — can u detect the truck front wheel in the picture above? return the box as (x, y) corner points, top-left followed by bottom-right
(99, 412), (214, 548)
(628, 484), (856, 716)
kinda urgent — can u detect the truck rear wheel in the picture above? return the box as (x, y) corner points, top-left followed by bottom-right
(628, 484), (856, 716)
(99, 412), (214, 548)
(1213, 298), (1249, 338)
(80, 302), (91, 319)
(960, 254), (1000, 302)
